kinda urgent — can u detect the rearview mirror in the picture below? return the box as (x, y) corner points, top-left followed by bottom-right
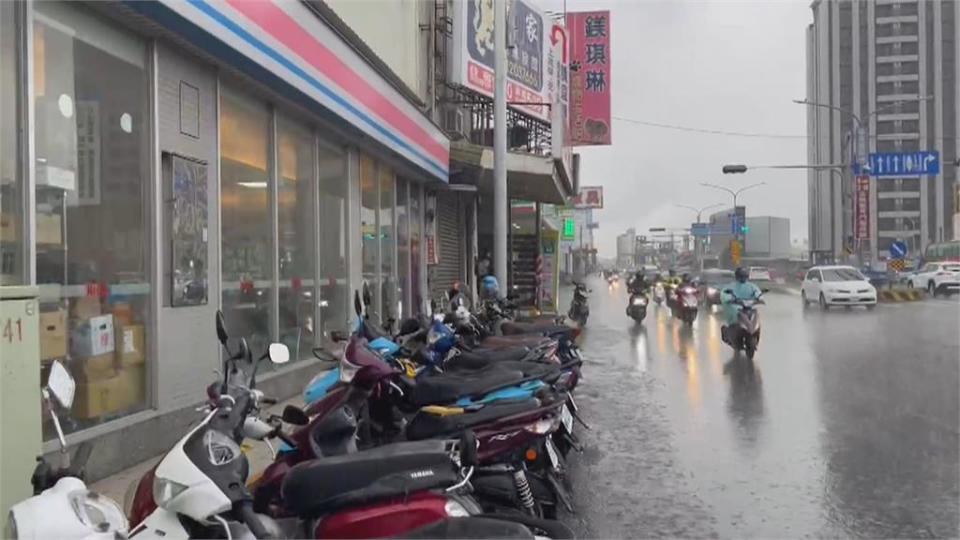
(353, 290), (363, 317)
(215, 310), (228, 345)
(362, 282), (372, 308)
(268, 343), (290, 364)
(282, 405), (310, 426)
(46, 361), (75, 409)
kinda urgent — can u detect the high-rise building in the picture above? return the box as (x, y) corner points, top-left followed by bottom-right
(616, 228), (636, 268)
(806, 0), (958, 263)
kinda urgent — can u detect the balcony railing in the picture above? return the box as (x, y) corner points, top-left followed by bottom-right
(440, 86), (554, 157)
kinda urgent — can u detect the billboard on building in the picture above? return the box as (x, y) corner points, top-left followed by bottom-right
(449, 0), (552, 121)
(566, 11), (611, 146)
(572, 186), (603, 209)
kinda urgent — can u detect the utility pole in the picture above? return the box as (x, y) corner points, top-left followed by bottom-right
(675, 203), (723, 272)
(493, 0), (508, 289)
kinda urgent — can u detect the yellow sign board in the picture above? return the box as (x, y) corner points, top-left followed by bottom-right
(730, 239), (742, 266)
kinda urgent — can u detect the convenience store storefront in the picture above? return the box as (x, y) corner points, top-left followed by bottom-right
(0, 0), (447, 479)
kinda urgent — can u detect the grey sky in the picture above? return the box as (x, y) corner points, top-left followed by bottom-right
(541, 0), (812, 257)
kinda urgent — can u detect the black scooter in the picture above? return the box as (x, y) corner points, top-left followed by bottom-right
(626, 292), (648, 323)
(568, 281), (590, 326)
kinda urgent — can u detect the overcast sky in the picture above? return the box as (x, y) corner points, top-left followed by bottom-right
(541, 0), (813, 257)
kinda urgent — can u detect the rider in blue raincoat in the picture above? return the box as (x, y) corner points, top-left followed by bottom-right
(720, 267), (762, 340)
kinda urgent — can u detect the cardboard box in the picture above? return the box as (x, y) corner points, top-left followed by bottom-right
(72, 365), (145, 419)
(0, 213), (16, 242)
(39, 309), (67, 360)
(36, 213), (62, 245)
(115, 323), (145, 367)
(70, 314), (115, 357)
(114, 364), (146, 407)
(73, 353), (117, 382)
(70, 297), (102, 319)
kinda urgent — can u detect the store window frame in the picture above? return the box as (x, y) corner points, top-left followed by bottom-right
(2, 1), (29, 285)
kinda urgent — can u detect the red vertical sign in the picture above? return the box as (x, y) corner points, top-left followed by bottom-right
(855, 175), (870, 240)
(566, 11), (611, 146)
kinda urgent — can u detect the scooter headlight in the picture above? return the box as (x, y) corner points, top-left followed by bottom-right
(707, 287), (717, 296)
(444, 500), (470, 517)
(153, 476), (189, 508)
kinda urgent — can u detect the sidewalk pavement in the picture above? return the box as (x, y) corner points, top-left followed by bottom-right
(91, 395), (306, 505)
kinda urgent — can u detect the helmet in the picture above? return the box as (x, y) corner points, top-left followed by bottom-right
(481, 275), (500, 298)
(681, 273), (691, 282)
(668, 269), (677, 277)
(735, 267), (749, 283)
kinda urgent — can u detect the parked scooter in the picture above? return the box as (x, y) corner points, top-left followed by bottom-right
(721, 289), (766, 360)
(626, 293), (649, 323)
(7, 361), (128, 540)
(567, 282), (590, 326)
(671, 284), (699, 325)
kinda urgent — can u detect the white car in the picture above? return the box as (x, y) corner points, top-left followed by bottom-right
(801, 265), (877, 310)
(907, 261), (960, 297)
(748, 266), (772, 282)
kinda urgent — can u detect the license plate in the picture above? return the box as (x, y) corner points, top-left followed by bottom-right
(560, 405), (574, 434)
(544, 437), (561, 469)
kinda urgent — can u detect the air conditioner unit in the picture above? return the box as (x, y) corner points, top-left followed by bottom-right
(443, 108), (467, 140)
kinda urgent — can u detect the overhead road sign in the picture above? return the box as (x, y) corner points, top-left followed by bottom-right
(860, 151), (940, 177)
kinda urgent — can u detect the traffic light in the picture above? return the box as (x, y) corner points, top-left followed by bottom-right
(740, 224), (750, 234)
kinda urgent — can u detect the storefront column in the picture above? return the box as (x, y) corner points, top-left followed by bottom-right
(311, 130), (323, 346)
(346, 147), (361, 319)
(268, 109), (280, 341)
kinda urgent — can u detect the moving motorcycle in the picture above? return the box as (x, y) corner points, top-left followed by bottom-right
(626, 292), (648, 323)
(671, 284), (699, 325)
(567, 282), (590, 327)
(7, 361), (128, 540)
(721, 289), (765, 360)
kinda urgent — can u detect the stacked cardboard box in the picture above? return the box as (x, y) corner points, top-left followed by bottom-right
(69, 299), (146, 419)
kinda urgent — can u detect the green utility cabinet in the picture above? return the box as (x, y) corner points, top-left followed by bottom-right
(0, 286), (41, 532)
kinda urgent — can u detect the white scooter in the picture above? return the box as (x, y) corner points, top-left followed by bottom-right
(130, 311), (291, 539)
(7, 361), (128, 540)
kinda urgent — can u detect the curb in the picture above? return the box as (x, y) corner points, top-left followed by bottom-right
(879, 289), (925, 302)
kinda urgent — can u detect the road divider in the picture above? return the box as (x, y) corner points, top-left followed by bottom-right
(878, 289), (925, 302)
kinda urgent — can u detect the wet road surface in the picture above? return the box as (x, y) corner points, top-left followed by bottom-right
(562, 277), (959, 538)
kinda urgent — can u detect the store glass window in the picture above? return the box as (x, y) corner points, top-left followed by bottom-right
(277, 117), (315, 361)
(220, 90), (271, 352)
(318, 142), (348, 336)
(379, 167), (395, 321)
(1, 1), (21, 285)
(359, 154), (378, 316)
(396, 179), (409, 318)
(409, 183), (422, 315)
(33, 1), (150, 435)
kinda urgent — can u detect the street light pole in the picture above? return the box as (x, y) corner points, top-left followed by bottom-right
(492, 0), (508, 289)
(676, 203), (724, 271)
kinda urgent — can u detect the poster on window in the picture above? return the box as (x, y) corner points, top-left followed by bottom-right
(169, 154), (209, 306)
(449, 0), (551, 121)
(566, 11), (611, 146)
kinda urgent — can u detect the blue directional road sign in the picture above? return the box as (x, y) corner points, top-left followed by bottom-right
(867, 151), (940, 177)
(691, 223), (709, 237)
(889, 240), (908, 259)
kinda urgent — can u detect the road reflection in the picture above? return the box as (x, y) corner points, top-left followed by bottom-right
(627, 323), (650, 373)
(723, 356), (765, 448)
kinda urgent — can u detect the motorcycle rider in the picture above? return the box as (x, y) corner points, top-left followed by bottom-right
(720, 267), (763, 343)
(627, 269), (650, 295)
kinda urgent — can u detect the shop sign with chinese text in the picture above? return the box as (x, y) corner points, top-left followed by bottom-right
(573, 186), (604, 209)
(566, 11), (611, 145)
(450, 0), (552, 121)
(854, 175), (870, 240)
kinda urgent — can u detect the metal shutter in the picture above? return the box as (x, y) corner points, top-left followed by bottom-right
(430, 191), (463, 300)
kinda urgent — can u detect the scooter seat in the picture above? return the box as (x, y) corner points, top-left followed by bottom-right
(281, 440), (457, 517)
(479, 335), (553, 349)
(410, 365), (525, 406)
(446, 348), (532, 369)
(406, 398), (541, 440)
(500, 322), (571, 337)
